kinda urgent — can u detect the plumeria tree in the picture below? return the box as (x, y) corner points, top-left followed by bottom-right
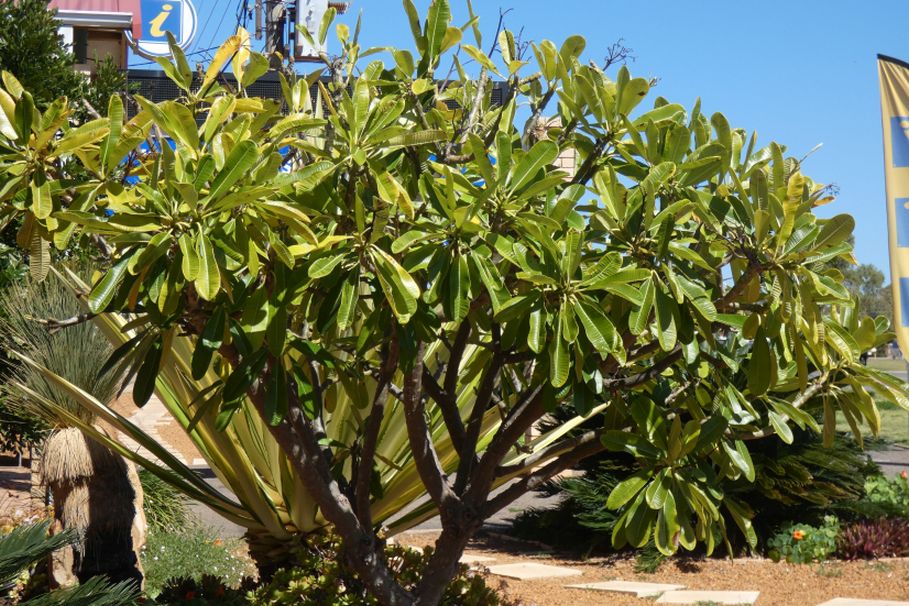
(0, 1), (905, 604)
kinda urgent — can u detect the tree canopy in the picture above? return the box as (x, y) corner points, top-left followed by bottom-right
(0, 2), (905, 604)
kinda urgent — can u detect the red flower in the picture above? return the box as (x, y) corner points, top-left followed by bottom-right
(184, 591), (196, 601)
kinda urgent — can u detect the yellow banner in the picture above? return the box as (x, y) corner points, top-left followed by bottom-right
(878, 54), (909, 353)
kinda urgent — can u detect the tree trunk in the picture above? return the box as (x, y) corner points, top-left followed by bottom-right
(414, 511), (482, 606)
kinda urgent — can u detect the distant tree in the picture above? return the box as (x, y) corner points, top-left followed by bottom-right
(0, 0), (86, 109)
(830, 237), (893, 325)
(841, 264), (892, 323)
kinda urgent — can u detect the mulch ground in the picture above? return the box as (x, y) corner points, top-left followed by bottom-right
(397, 530), (909, 606)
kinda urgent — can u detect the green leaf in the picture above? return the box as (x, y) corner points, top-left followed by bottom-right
(88, 258), (129, 313)
(134, 338), (163, 407)
(309, 253), (347, 279)
(549, 316), (570, 387)
(337, 274), (359, 331)
(101, 94), (124, 174)
(630, 278), (654, 335)
(179, 233), (200, 281)
(812, 214), (855, 252)
(574, 299), (616, 355)
(265, 362), (289, 426)
(607, 473), (649, 510)
(446, 255), (469, 323)
(747, 332), (772, 396)
(509, 140), (559, 194)
(527, 307), (545, 353)
(191, 307), (226, 380)
(208, 140), (259, 200)
(371, 247), (420, 323)
(402, 0), (426, 53)
(223, 349), (269, 403)
(30, 181), (52, 219)
(195, 234), (221, 301)
(424, 0), (451, 59)
(723, 440), (756, 482)
(654, 287), (677, 351)
(768, 411), (794, 444)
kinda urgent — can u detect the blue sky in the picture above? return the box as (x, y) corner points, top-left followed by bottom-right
(133, 0), (906, 277)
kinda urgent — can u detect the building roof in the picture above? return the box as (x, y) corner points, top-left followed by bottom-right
(49, 0), (142, 38)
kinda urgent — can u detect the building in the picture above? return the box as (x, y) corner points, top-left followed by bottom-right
(50, 0), (140, 73)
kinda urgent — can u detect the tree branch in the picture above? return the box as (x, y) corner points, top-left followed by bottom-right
(401, 342), (459, 508)
(495, 428), (605, 478)
(422, 367), (466, 454)
(484, 432), (607, 517)
(355, 335), (399, 528)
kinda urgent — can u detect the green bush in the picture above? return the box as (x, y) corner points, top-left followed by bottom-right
(141, 528), (253, 598)
(862, 474), (909, 517)
(249, 533), (517, 606)
(767, 516), (840, 563)
(510, 425), (877, 555)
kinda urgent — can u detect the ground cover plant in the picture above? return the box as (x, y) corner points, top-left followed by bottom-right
(1, 0), (907, 603)
(141, 527), (253, 598)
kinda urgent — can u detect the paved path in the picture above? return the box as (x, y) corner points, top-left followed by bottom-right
(117, 394), (206, 467)
(870, 445), (909, 477)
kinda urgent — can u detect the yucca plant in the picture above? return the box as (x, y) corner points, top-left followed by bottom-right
(0, 267), (119, 427)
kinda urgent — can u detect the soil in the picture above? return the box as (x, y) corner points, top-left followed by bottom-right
(396, 530), (909, 606)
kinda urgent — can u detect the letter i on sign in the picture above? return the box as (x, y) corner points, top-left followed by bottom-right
(142, 0), (182, 41)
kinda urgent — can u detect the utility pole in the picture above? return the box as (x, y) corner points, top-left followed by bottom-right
(265, 0), (286, 69)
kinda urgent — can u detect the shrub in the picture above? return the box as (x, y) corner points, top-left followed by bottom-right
(837, 518), (909, 559)
(511, 429), (877, 555)
(767, 516), (840, 563)
(861, 474), (909, 518)
(249, 533), (519, 606)
(141, 527), (254, 598)
(152, 574), (256, 605)
(510, 461), (625, 553)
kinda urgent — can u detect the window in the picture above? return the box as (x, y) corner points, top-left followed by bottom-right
(72, 27), (89, 64)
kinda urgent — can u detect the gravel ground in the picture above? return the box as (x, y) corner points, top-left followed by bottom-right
(397, 531), (909, 606)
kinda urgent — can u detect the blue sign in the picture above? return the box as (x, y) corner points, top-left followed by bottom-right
(891, 116), (909, 167)
(127, 0), (198, 57)
(900, 279), (909, 327)
(896, 197), (909, 247)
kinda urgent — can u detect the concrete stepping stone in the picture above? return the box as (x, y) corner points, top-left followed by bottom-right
(656, 590), (760, 605)
(460, 554), (496, 565)
(565, 580), (686, 598)
(816, 600), (909, 606)
(487, 562), (582, 580)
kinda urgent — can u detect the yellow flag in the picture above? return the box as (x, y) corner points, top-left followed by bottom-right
(878, 54), (909, 353)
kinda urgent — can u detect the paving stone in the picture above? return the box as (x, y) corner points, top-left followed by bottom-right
(815, 600), (909, 606)
(487, 562), (582, 580)
(564, 580), (686, 598)
(656, 590), (760, 605)
(459, 554), (496, 564)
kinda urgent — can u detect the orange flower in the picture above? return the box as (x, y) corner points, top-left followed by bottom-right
(901, 471), (907, 480)
(792, 529), (805, 541)
(213, 539), (223, 547)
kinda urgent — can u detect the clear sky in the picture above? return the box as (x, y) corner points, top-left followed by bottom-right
(135, 0), (907, 278)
